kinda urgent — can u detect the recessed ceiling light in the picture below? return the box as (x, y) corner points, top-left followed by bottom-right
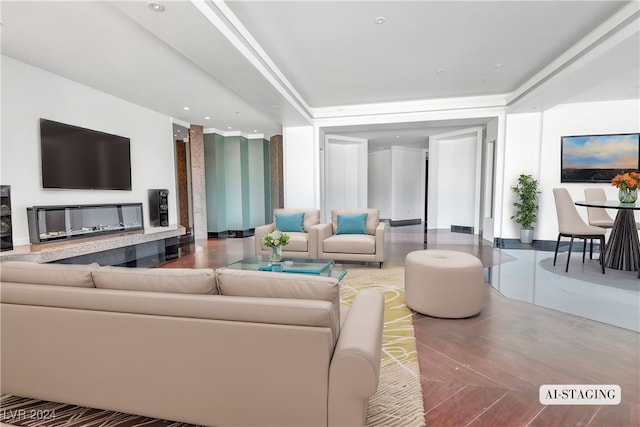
(374, 17), (386, 25)
(227, 126), (232, 130)
(435, 68), (446, 75)
(205, 116), (210, 120)
(183, 107), (189, 111)
(493, 63), (504, 69)
(177, 129), (181, 133)
(147, 1), (165, 12)
(396, 135), (400, 138)
(253, 130), (258, 133)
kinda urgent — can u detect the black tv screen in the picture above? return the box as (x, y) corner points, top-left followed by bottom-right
(40, 119), (132, 190)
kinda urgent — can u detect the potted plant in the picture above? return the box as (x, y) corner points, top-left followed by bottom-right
(511, 174), (540, 244)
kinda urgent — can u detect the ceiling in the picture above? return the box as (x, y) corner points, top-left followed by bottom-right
(2, 1), (638, 151)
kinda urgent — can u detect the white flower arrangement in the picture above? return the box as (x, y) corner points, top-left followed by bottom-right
(262, 229), (290, 248)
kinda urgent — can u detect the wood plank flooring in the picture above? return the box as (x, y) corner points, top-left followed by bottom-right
(160, 228), (639, 427)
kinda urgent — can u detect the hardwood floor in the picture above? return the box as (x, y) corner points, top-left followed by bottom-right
(160, 228), (639, 427)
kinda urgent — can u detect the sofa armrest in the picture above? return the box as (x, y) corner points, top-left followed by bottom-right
(328, 288), (384, 427)
(308, 224), (321, 258)
(254, 223), (275, 254)
(316, 223), (333, 257)
(374, 222), (386, 263)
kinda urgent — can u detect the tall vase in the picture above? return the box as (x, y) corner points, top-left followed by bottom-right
(618, 187), (638, 203)
(269, 245), (283, 262)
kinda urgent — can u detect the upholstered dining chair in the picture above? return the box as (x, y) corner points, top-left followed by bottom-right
(584, 187), (640, 230)
(553, 188), (606, 274)
(584, 188), (615, 228)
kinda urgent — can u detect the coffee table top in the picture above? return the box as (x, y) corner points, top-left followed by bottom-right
(224, 255), (347, 280)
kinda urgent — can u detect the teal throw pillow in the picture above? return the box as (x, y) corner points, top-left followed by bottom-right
(336, 213), (368, 235)
(275, 212), (305, 232)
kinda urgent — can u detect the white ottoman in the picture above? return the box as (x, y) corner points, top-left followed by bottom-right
(404, 250), (485, 318)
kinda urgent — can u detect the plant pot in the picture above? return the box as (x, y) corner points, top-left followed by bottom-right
(520, 228), (534, 245)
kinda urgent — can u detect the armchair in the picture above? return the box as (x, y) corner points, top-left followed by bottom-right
(317, 209), (385, 266)
(254, 209), (321, 258)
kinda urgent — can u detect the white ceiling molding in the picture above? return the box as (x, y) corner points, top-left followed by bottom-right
(191, 0), (313, 123)
(507, 1), (640, 108)
(311, 94), (509, 120)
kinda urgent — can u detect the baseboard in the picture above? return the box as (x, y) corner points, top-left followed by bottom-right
(390, 219), (421, 227)
(451, 225), (474, 234)
(494, 238), (602, 252)
(209, 229), (255, 239)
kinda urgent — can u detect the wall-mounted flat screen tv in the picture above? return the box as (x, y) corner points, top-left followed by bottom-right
(561, 133), (640, 183)
(40, 119), (132, 190)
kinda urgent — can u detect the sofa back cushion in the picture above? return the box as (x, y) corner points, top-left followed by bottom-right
(273, 209), (320, 232)
(0, 261), (98, 288)
(92, 266), (217, 294)
(331, 209), (380, 235)
(215, 268), (340, 341)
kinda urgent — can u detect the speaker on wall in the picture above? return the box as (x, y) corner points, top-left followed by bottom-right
(149, 189), (169, 227)
(1, 185), (13, 251)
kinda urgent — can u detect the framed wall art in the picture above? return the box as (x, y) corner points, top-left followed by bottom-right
(560, 133), (640, 183)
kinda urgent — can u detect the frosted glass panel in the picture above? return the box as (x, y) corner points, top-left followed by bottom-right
(247, 139), (265, 227)
(225, 137), (243, 230)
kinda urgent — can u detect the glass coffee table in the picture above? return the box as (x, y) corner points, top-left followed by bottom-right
(224, 255), (347, 280)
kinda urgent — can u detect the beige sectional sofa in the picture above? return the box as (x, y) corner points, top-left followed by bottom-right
(0, 261), (384, 427)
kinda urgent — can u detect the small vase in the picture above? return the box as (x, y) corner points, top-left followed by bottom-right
(618, 187), (638, 204)
(269, 245), (283, 263)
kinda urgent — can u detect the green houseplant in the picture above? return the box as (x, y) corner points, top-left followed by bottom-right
(511, 174), (540, 244)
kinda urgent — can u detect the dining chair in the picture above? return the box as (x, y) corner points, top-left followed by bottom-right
(553, 188), (606, 274)
(584, 188), (615, 228)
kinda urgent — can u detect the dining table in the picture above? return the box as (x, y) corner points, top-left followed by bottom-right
(574, 199), (640, 278)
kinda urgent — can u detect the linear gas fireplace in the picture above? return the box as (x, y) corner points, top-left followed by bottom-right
(27, 203), (143, 245)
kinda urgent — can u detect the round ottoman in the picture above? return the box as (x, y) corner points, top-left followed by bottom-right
(404, 250), (485, 318)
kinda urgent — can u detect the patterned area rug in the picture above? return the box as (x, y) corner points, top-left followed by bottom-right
(340, 266), (426, 427)
(1, 266), (425, 427)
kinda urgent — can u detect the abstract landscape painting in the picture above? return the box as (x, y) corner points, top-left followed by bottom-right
(561, 133), (640, 182)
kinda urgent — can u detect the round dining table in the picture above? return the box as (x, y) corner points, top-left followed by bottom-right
(574, 200), (640, 278)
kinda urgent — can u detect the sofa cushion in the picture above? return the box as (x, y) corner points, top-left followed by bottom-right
(322, 234), (376, 255)
(336, 213), (368, 235)
(0, 261), (98, 288)
(275, 212), (305, 232)
(92, 266), (217, 294)
(284, 232), (309, 252)
(215, 268), (340, 339)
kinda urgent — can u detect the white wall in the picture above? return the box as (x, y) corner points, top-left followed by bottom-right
(501, 112), (543, 240)
(500, 99), (640, 241)
(1, 56), (177, 246)
(390, 146), (424, 222)
(368, 150), (391, 219)
(283, 126), (317, 208)
(428, 129), (483, 231)
(323, 134), (368, 220)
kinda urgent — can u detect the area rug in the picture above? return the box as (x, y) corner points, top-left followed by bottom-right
(0, 266), (425, 427)
(340, 266), (426, 427)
